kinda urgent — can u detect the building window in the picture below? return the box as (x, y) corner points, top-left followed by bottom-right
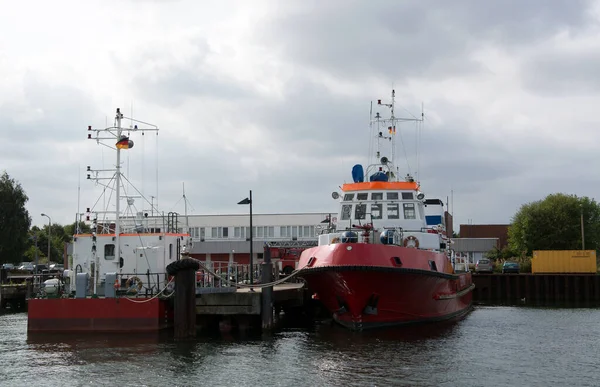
(255, 226), (264, 238)
(104, 244), (115, 260)
(211, 227), (229, 238)
(403, 203), (416, 219)
(355, 204), (367, 220)
(402, 192), (414, 200)
(341, 204), (352, 220)
(371, 204), (382, 219)
(387, 203), (399, 219)
(200, 227), (205, 240)
(303, 226), (310, 237)
(280, 226), (289, 238)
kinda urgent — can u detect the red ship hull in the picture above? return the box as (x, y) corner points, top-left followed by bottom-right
(27, 297), (173, 333)
(298, 243), (473, 330)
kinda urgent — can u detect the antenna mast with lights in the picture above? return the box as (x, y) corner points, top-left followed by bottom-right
(85, 108), (159, 271)
(370, 90), (424, 182)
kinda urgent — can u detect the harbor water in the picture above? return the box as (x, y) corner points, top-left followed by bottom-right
(0, 306), (599, 386)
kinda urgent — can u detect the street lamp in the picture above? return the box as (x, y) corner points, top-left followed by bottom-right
(237, 190), (253, 285)
(580, 204), (585, 250)
(41, 213), (51, 265)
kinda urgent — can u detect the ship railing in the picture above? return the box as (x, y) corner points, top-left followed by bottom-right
(110, 271), (170, 298)
(335, 225), (443, 247)
(194, 261), (265, 289)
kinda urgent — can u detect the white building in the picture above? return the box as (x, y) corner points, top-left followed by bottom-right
(175, 212), (332, 263)
(452, 238), (498, 264)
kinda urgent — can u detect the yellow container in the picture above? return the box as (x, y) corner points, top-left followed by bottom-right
(531, 250), (597, 274)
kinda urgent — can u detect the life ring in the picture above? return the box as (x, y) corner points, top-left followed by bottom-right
(125, 276), (143, 292)
(403, 236), (419, 248)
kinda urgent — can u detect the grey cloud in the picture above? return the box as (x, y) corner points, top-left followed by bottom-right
(521, 49), (600, 94)
(114, 37), (257, 107)
(257, 0), (593, 81)
(0, 74), (97, 143)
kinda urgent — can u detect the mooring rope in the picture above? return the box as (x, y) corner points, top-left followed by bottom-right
(195, 260), (307, 289)
(122, 276), (175, 303)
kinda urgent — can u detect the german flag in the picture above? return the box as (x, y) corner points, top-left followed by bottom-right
(116, 136), (134, 149)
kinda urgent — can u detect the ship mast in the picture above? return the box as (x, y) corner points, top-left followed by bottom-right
(371, 90), (423, 181)
(87, 108), (159, 288)
(115, 109), (123, 262)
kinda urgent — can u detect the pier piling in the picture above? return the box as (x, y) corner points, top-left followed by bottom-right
(261, 245), (274, 330)
(166, 258), (200, 339)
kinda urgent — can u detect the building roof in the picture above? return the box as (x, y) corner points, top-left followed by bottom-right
(459, 224), (509, 248)
(452, 238), (498, 253)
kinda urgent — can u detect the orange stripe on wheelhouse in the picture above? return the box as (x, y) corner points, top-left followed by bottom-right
(341, 181), (420, 191)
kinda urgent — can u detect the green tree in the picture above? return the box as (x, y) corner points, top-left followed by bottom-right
(508, 193), (600, 255)
(64, 221), (92, 237)
(485, 245), (517, 260)
(0, 172), (31, 264)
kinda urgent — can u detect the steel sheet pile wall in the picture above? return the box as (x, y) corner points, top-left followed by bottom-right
(532, 250), (597, 274)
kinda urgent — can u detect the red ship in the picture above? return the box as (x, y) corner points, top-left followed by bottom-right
(298, 91), (474, 331)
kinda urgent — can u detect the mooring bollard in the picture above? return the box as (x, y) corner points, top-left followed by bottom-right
(261, 245), (274, 330)
(166, 258), (200, 339)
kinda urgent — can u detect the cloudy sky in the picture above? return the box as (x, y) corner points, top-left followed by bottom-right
(1, 0), (599, 231)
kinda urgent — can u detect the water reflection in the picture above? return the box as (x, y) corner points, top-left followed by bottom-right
(3, 308), (600, 387)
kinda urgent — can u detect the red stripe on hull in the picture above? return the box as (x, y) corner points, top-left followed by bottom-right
(27, 298), (172, 333)
(298, 244), (473, 331)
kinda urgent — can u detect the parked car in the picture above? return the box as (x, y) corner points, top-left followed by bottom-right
(502, 261), (520, 274)
(49, 263), (64, 273)
(17, 262), (34, 271)
(33, 264), (49, 273)
(475, 259), (494, 273)
(1, 263), (15, 270)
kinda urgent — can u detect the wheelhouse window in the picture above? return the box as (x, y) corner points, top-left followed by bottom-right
(402, 192), (414, 200)
(387, 203), (399, 219)
(341, 204), (352, 220)
(104, 244), (115, 260)
(357, 193), (368, 200)
(355, 204), (367, 220)
(403, 203), (416, 219)
(371, 192), (383, 201)
(387, 192), (399, 200)
(371, 204), (382, 219)
(343, 193), (355, 201)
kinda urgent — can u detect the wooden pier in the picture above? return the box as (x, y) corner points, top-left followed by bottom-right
(472, 273), (600, 306)
(196, 283), (305, 315)
(0, 269), (35, 310)
(194, 283), (307, 332)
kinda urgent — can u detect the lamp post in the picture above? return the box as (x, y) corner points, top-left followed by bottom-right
(41, 213), (51, 266)
(580, 204), (585, 250)
(238, 190), (253, 285)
